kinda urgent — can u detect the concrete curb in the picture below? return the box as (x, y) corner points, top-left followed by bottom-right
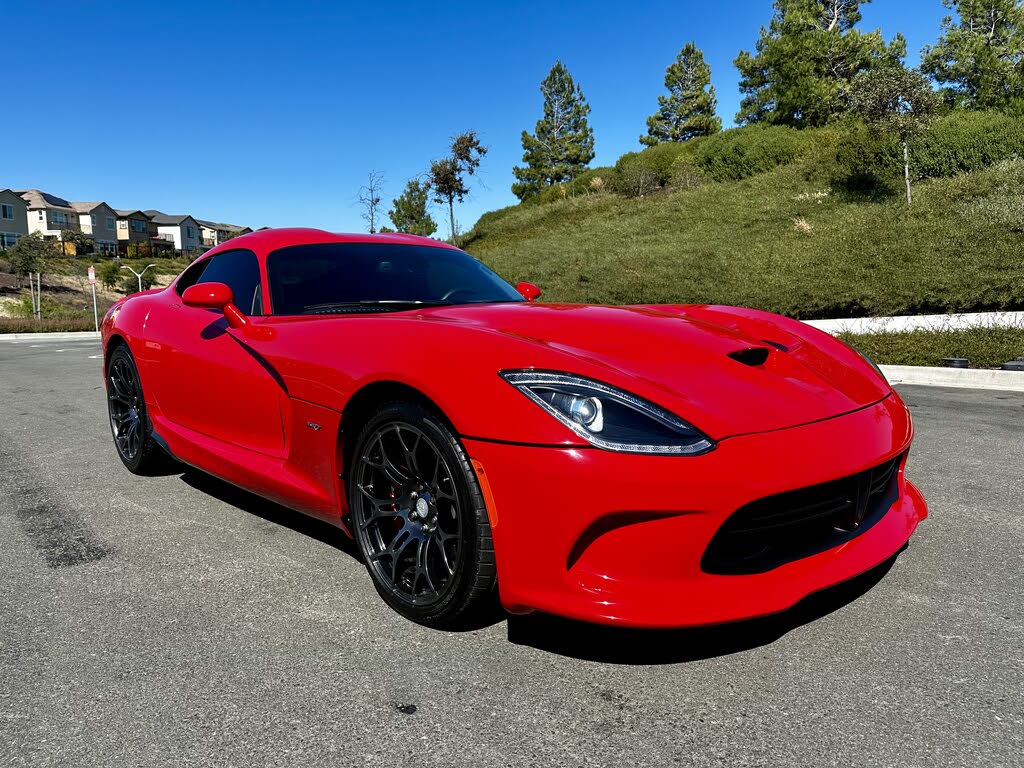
(804, 311), (1024, 335)
(882, 364), (1024, 392)
(0, 331), (100, 342)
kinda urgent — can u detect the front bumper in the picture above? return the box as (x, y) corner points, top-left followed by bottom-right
(464, 393), (927, 628)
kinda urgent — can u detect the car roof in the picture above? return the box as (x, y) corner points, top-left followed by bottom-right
(206, 227), (461, 257)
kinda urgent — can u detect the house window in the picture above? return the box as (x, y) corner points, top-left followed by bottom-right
(38, 211), (45, 221)
(0, 232), (20, 248)
(118, 220), (127, 229)
(90, 214), (97, 228)
(131, 219), (146, 233)
(1, 204), (13, 220)
(186, 226), (195, 238)
(52, 211), (66, 225)
(106, 216), (115, 230)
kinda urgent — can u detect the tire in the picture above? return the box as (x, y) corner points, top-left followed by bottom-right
(348, 401), (496, 628)
(106, 344), (162, 475)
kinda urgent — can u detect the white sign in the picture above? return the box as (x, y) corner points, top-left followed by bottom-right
(87, 266), (96, 285)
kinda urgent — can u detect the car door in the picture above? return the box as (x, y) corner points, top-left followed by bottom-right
(145, 249), (286, 456)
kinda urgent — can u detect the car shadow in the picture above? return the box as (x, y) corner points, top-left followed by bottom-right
(172, 465), (509, 630)
(505, 548), (904, 665)
(170, 462), (904, 650)
(178, 468), (360, 561)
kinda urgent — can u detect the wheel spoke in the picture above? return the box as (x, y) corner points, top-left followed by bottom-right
(431, 534), (453, 576)
(415, 539), (436, 594)
(394, 426), (421, 477)
(365, 433), (412, 487)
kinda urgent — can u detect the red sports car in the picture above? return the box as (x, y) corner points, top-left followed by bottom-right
(102, 228), (927, 628)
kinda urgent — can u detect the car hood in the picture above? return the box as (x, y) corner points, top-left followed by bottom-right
(418, 302), (891, 440)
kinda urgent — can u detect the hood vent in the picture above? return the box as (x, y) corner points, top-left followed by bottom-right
(728, 347), (771, 367)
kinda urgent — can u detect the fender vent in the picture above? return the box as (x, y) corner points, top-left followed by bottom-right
(728, 347), (770, 366)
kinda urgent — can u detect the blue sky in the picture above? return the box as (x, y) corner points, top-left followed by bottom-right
(2, 0), (947, 234)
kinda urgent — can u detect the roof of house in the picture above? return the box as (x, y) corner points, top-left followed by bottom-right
(144, 210), (196, 226)
(115, 209), (151, 219)
(71, 202), (113, 214)
(0, 189), (27, 203)
(196, 218), (250, 233)
(16, 189), (75, 211)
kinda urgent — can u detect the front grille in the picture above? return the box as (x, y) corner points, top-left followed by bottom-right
(701, 454), (903, 575)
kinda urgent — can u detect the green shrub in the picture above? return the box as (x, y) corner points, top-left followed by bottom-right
(692, 125), (811, 181)
(609, 143), (695, 196)
(0, 316), (98, 333)
(912, 110), (1024, 179)
(839, 326), (1024, 369)
(833, 111), (1024, 193)
(832, 124), (900, 193)
(669, 155), (708, 189)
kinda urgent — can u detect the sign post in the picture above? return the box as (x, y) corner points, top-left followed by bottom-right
(88, 265), (99, 332)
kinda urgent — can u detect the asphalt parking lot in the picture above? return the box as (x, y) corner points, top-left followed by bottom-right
(0, 337), (1021, 767)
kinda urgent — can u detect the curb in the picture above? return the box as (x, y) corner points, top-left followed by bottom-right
(0, 331), (101, 342)
(803, 310), (1024, 335)
(882, 364), (1024, 392)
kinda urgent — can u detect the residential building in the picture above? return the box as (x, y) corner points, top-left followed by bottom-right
(144, 210), (204, 253)
(197, 219), (252, 247)
(71, 201), (119, 255)
(0, 189), (29, 248)
(17, 189), (81, 239)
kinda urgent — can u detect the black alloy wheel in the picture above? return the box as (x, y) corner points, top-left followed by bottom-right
(106, 345), (160, 474)
(349, 401), (496, 627)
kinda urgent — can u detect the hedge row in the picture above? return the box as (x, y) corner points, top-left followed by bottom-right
(505, 109), (1024, 207)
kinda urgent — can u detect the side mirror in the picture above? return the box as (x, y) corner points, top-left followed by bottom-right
(516, 281), (542, 302)
(182, 282), (248, 329)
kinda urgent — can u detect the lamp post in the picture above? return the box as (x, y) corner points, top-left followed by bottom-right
(121, 263), (156, 293)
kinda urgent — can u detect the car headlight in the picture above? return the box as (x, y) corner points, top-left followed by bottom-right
(500, 370), (715, 455)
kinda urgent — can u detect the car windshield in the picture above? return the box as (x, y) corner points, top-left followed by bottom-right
(266, 242), (524, 315)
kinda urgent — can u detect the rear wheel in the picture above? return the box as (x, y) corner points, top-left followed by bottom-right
(106, 345), (161, 474)
(348, 401), (496, 628)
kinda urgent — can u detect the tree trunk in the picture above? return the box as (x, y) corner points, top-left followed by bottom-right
(903, 140), (912, 208)
(448, 197), (456, 246)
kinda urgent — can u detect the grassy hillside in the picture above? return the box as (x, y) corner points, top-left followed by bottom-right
(464, 125), (1024, 320)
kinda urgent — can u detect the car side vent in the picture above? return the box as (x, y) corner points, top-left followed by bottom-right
(728, 347), (770, 366)
(761, 339), (789, 352)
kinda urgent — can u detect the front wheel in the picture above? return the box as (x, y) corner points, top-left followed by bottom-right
(348, 401), (496, 628)
(106, 345), (162, 474)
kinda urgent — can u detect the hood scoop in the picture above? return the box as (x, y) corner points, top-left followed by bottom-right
(728, 347), (771, 367)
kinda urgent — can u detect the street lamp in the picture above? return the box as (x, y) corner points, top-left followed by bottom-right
(121, 263), (156, 293)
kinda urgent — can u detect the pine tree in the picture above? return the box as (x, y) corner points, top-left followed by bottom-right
(921, 0), (1024, 110)
(388, 179), (437, 237)
(641, 43), (721, 146)
(512, 61), (595, 201)
(735, 0), (906, 127)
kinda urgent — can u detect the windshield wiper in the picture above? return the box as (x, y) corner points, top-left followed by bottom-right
(301, 300), (453, 313)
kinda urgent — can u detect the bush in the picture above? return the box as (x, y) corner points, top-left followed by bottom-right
(669, 155), (708, 189)
(609, 143), (694, 197)
(691, 125), (811, 182)
(912, 110), (1024, 179)
(838, 326), (1024, 369)
(833, 111), (1024, 193)
(832, 123), (900, 193)
(0, 316), (98, 333)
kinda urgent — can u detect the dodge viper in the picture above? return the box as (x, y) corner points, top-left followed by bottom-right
(101, 228), (927, 628)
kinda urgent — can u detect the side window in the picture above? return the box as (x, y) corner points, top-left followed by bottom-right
(175, 258), (210, 296)
(194, 249), (263, 316)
